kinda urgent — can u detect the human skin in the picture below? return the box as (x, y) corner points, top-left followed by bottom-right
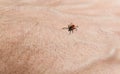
(0, 0), (120, 74)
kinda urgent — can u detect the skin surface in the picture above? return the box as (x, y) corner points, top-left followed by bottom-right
(0, 0), (120, 74)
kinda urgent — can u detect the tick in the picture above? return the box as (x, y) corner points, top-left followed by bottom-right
(62, 23), (78, 34)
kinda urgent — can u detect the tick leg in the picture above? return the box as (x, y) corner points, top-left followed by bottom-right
(69, 31), (71, 34)
(75, 28), (77, 31)
(72, 30), (74, 33)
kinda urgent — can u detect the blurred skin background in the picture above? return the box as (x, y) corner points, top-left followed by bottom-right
(0, 0), (120, 74)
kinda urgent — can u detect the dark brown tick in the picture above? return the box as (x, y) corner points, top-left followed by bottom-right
(62, 23), (78, 34)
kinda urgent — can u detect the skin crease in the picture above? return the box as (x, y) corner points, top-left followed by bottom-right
(0, 0), (120, 74)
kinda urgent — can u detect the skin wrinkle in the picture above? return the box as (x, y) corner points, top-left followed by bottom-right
(55, 46), (118, 74)
(70, 30), (120, 73)
(50, 7), (120, 21)
(68, 47), (117, 74)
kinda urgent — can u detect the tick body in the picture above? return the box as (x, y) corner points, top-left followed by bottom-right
(62, 23), (78, 34)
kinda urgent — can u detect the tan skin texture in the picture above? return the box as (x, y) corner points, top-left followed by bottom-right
(0, 0), (120, 74)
